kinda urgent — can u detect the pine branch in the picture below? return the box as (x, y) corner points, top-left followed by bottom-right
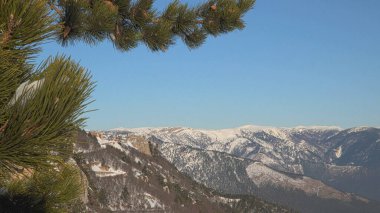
(0, 0), (56, 58)
(0, 56), (94, 177)
(53, 0), (255, 51)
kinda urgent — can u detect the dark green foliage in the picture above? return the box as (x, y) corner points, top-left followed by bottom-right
(1, 0), (93, 211)
(50, 0), (255, 51)
(0, 0), (56, 58)
(0, 0), (54, 129)
(0, 56), (94, 177)
(1, 0), (94, 181)
(1, 164), (84, 213)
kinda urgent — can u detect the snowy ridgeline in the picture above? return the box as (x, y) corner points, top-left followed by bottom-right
(76, 130), (290, 213)
(92, 125), (380, 206)
(103, 125), (380, 175)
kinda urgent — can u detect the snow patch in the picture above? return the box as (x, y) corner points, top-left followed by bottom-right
(347, 127), (370, 134)
(292, 126), (342, 131)
(134, 157), (142, 164)
(132, 168), (142, 178)
(335, 146), (342, 158)
(218, 196), (241, 204)
(91, 163), (126, 177)
(144, 192), (162, 208)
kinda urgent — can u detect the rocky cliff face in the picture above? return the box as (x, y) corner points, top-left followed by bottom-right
(97, 125), (380, 213)
(74, 130), (291, 212)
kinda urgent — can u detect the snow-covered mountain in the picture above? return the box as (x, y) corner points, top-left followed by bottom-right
(107, 125), (376, 174)
(74, 130), (291, 212)
(93, 125), (380, 212)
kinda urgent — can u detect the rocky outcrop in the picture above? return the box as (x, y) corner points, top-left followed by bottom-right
(126, 135), (152, 156)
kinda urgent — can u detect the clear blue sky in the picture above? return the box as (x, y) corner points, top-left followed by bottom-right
(38, 0), (380, 130)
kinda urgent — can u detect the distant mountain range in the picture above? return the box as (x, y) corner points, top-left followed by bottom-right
(74, 130), (291, 212)
(80, 125), (380, 212)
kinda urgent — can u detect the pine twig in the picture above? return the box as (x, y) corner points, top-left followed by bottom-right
(0, 120), (8, 133)
(1, 14), (15, 46)
(49, 2), (64, 18)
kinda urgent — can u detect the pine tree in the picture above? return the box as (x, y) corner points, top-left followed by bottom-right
(0, 0), (254, 211)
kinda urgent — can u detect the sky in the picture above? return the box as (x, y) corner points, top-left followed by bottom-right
(38, 0), (380, 130)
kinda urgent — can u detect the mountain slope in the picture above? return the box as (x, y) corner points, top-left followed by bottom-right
(99, 125), (380, 212)
(74, 130), (291, 212)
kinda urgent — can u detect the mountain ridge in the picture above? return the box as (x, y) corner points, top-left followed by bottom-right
(74, 130), (293, 212)
(109, 124), (346, 132)
(93, 125), (380, 212)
